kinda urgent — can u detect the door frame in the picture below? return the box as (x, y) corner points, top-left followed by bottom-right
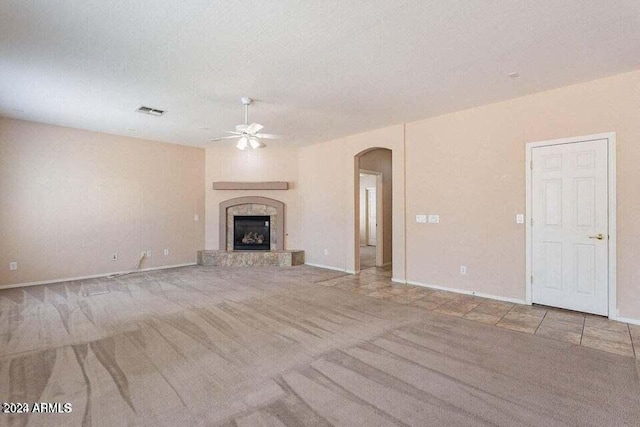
(365, 187), (377, 246)
(525, 132), (616, 318)
(359, 169), (384, 268)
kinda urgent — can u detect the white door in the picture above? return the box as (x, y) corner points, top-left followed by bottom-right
(366, 188), (377, 246)
(531, 139), (608, 315)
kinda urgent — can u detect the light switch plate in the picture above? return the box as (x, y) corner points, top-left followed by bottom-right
(9, 262), (17, 271)
(516, 214), (525, 224)
(194, 214), (199, 222)
(428, 215), (440, 224)
(416, 215), (427, 223)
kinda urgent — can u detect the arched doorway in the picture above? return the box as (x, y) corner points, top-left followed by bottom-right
(354, 148), (392, 272)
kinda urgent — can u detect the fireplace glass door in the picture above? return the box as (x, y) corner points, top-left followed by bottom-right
(233, 216), (270, 251)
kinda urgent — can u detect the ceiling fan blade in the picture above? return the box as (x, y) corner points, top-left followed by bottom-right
(236, 136), (249, 150)
(245, 123), (264, 134)
(209, 135), (240, 142)
(255, 133), (286, 139)
(225, 131), (243, 135)
(235, 124), (249, 132)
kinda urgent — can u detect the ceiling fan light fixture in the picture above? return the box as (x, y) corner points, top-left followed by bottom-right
(249, 137), (262, 149)
(236, 137), (248, 150)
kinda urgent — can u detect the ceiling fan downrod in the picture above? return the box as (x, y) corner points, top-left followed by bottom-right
(241, 97), (252, 125)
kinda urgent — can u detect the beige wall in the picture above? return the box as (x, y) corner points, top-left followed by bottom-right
(204, 144), (301, 250)
(405, 70), (640, 319)
(299, 125), (406, 277)
(299, 70), (640, 321)
(0, 118), (205, 286)
(359, 149), (393, 265)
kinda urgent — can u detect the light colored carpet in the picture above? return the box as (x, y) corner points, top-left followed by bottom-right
(0, 265), (639, 426)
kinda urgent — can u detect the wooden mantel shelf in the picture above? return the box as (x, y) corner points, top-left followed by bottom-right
(212, 181), (289, 190)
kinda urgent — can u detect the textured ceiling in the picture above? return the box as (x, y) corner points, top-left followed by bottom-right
(1, 1), (639, 147)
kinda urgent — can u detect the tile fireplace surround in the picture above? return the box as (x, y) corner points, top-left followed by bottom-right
(228, 208), (276, 251)
(197, 196), (304, 267)
(219, 196), (285, 251)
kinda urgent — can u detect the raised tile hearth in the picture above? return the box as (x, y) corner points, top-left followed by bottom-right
(197, 249), (305, 267)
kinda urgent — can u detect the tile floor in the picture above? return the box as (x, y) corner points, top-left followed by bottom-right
(317, 266), (639, 358)
(359, 245), (377, 268)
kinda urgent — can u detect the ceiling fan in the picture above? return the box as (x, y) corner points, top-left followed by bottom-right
(210, 97), (285, 150)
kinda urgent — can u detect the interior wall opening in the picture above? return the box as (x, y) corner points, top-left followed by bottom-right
(355, 148), (392, 272)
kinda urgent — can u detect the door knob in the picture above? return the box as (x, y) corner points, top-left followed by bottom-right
(588, 234), (605, 240)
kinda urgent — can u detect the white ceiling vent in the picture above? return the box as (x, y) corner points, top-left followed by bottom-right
(136, 106), (165, 116)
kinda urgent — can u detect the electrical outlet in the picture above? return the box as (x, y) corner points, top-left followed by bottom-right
(141, 251), (147, 258)
(416, 214), (427, 223)
(460, 265), (467, 275)
(324, 248), (329, 256)
(428, 215), (440, 224)
(516, 214), (525, 224)
(146, 250), (152, 257)
(111, 253), (118, 261)
(163, 248), (169, 256)
(9, 262), (18, 271)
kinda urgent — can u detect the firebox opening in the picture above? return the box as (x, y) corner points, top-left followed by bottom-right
(233, 216), (271, 251)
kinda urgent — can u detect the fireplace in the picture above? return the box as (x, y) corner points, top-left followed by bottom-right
(220, 197), (284, 251)
(234, 216), (271, 251)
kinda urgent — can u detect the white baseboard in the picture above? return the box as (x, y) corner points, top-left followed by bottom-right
(610, 315), (640, 326)
(393, 278), (527, 305)
(0, 263), (197, 290)
(305, 263), (352, 273)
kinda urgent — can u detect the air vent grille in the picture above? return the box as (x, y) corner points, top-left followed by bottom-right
(136, 106), (165, 116)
